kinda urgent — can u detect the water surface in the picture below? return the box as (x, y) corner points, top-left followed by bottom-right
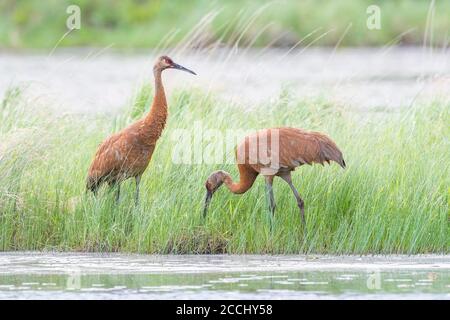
(0, 253), (448, 299)
(1, 48), (449, 114)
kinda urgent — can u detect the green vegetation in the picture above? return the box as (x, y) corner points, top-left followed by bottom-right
(1, 0), (449, 49)
(0, 85), (448, 254)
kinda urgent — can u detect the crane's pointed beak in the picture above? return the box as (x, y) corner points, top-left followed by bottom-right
(171, 63), (196, 75)
(203, 190), (212, 218)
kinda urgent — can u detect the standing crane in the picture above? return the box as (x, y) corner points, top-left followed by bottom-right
(203, 127), (345, 223)
(86, 56), (196, 203)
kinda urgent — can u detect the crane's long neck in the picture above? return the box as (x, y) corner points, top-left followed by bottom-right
(222, 167), (258, 195)
(143, 68), (168, 143)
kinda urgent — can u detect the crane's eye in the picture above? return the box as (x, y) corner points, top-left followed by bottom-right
(165, 58), (173, 64)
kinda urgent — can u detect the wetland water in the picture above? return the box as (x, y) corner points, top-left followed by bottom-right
(0, 253), (448, 299)
(1, 47), (449, 114)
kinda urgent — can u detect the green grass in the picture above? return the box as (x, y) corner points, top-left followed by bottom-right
(0, 85), (448, 254)
(1, 0), (449, 49)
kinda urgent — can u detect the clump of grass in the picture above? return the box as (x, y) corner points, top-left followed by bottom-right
(0, 85), (448, 254)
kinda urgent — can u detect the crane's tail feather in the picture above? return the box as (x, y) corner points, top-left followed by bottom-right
(86, 175), (100, 194)
(317, 135), (346, 169)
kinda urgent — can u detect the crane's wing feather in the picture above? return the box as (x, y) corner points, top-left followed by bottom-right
(86, 132), (126, 190)
(236, 127), (345, 175)
(277, 128), (345, 169)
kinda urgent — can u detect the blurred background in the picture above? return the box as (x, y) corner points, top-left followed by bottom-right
(1, 0), (449, 49)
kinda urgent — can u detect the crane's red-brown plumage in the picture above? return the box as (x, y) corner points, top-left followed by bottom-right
(86, 117), (160, 190)
(86, 56), (195, 202)
(236, 127), (345, 174)
(204, 127), (345, 223)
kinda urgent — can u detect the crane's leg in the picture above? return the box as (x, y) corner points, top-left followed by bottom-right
(86, 186), (98, 197)
(264, 175), (276, 216)
(135, 175), (141, 205)
(280, 173), (305, 225)
(115, 183), (121, 203)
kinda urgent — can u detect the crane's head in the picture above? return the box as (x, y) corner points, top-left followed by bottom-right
(154, 55), (196, 75)
(203, 170), (227, 218)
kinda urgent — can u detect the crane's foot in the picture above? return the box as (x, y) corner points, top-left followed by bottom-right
(298, 200), (305, 223)
(270, 205), (276, 217)
(134, 175), (141, 207)
(268, 206), (276, 233)
(298, 203), (307, 236)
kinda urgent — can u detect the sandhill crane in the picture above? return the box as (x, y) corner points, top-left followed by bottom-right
(86, 55), (196, 203)
(203, 127), (345, 223)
